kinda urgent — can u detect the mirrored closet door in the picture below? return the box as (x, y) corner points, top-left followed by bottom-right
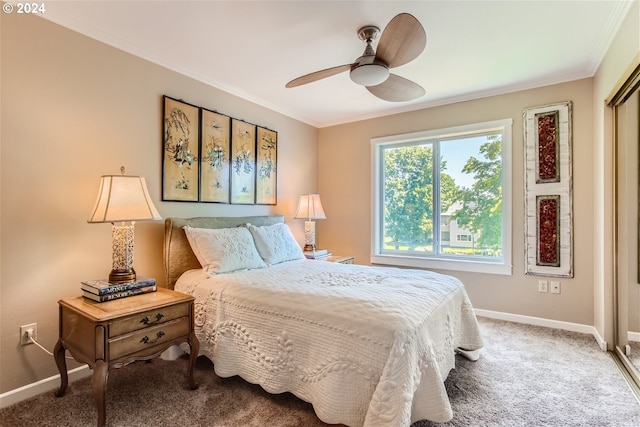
(612, 63), (640, 391)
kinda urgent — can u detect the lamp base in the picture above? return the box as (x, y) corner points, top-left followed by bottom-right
(109, 222), (136, 284)
(109, 268), (136, 284)
(303, 220), (318, 253)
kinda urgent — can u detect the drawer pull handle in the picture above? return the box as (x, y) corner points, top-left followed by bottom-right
(140, 331), (165, 344)
(140, 313), (164, 325)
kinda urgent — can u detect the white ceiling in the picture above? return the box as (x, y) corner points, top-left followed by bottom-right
(38, 1), (634, 128)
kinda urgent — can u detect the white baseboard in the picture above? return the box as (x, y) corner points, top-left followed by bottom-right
(160, 344), (186, 361)
(0, 345), (185, 409)
(474, 308), (607, 351)
(629, 331), (640, 342)
(0, 364), (91, 409)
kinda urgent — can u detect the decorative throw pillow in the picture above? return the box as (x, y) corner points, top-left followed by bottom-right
(183, 226), (266, 276)
(247, 223), (304, 265)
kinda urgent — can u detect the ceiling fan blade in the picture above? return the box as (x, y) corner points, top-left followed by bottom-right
(366, 74), (425, 102)
(376, 13), (426, 69)
(285, 64), (353, 88)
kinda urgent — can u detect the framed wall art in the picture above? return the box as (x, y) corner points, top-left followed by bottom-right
(256, 126), (277, 205)
(523, 101), (573, 277)
(200, 109), (231, 203)
(230, 119), (256, 204)
(162, 96), (200, 201)
(160, 94), (278, 206)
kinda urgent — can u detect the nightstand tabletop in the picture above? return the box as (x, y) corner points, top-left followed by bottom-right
(59, 287), (193, 321)
(324, 255), (354, 264)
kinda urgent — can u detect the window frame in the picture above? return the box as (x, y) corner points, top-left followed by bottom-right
(370, 118), (513, 276)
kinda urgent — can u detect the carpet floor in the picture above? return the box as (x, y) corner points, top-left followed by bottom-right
(2, 316), (640, 427)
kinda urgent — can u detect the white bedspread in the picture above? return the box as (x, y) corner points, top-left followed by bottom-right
(175, 259), (483, 427)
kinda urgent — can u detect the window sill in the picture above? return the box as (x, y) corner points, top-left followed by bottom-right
(370, 254), (512, 276)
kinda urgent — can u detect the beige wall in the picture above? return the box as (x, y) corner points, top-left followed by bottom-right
(0, 13), (318, 393)
(318, 79), (595, 325)
(593, 0), (639, 347)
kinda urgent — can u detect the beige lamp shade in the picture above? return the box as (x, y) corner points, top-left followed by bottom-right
(294, 194), (326, 220)
(88, 175), (161, 223)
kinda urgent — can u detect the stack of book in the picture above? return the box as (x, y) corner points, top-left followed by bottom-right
(81, 277), (156, 302)
(304, 249), (332, 260)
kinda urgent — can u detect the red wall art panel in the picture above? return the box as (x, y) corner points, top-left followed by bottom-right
(536, 195), (560, 267)
(536, 111), (560, 183)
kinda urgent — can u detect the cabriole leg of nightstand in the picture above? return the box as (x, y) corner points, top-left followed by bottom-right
(91, 360), (108, 427)
(53, 339), (67, 397)
(187, 333), (200, 390)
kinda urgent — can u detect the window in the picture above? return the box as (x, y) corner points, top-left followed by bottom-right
(371, 119), (512, 275)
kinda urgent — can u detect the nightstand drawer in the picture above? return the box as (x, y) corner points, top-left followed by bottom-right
(109, 317), (190, 360)
(109, 302), (190, 337)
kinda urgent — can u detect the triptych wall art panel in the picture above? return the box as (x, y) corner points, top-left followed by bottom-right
(256, 127), (278, 205)
(162, 95), (277, 205)
(162, 97), (200, 202)
(200, 108), (231, 203)
(523, 101), (573, 277)
(230, 119), (257, 204)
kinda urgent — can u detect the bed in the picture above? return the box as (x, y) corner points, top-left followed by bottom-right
(163, 215), (483, 427)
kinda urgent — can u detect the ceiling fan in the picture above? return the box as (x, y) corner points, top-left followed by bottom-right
(285, 13), (427, 102)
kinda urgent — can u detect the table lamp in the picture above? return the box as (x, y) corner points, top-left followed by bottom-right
(88, 168), (161, 284)
(294, 194), (326, 251)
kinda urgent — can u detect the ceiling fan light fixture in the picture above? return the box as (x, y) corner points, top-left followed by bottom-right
(350, 63), (389, 86)
(285, 13), (425, 101)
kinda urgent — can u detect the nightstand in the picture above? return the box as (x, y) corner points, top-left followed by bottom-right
(53, 287), (199, 427)
(325, 255), (354, 264)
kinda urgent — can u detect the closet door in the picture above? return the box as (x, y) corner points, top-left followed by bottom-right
(613, 75), (640, 389)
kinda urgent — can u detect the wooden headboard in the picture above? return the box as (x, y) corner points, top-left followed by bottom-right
(163, 215), (285, 289)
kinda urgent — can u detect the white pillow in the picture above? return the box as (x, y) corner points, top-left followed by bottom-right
(183, 226), (266, 276)
(246, 223), (304, 265)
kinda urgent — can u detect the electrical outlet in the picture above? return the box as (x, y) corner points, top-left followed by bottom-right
(20, 323), (37, 346)
(538, 280), (548, 293)
(550, 281), (561, 294)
